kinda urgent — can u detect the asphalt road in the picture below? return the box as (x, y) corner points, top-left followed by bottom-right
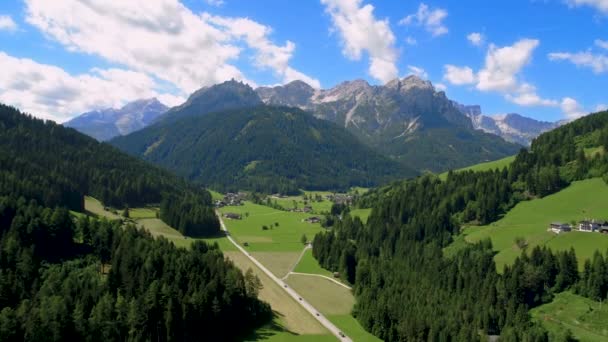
(217, 212), (352, 342)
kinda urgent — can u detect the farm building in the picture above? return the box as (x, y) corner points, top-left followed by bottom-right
(223, 212), (242, 220)
(550, 222), (571, 234)
(303, 216), (321, 224)
(578, 220), (601, 232)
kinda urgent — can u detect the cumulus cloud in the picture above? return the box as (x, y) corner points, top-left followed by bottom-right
(321, 0), (398, 83)
(561, 97), (586, 119)
(596, 103), (608, 112)
(596, 39), (608, 50)
(0, 52), (182, 122)
(443, 39), (559, 109)
(399, 3), (448, 37)
(407, 65), (428, 79)
(467, 32), (484, 46)
(0, 15), (17, 31)
(549, 51), (608, 74)
(443, 65), (476, 85)
(24, 0), (317, 95)
(477, 39), (539, 92)
(566, 0), (608, 13)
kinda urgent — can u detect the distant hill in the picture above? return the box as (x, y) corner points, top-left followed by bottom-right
(111, 106), (416, 194)
(256, 76), (520, 172)
(64, 98), (168, 141)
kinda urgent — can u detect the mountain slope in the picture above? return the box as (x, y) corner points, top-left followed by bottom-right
(0, 103), (219, 236)
(455, 104), (559, 146)
(156, 79), (263, 124)
(111, 106), (416, 194)
(256, 76), (520, 172)
(64, 98), (168, 141)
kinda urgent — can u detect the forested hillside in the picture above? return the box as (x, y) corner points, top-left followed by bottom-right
(313, 109), (608, 341)
(0, 103), (273, 340)
(112, 106), (416, 194)
(0, 104), (218, 237)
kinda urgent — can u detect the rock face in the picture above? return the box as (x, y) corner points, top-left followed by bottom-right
(256, 76), (520, 172)
(455, 105), (559, 146)
(64, 98), (168, 141)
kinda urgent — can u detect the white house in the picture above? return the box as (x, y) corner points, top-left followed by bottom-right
(550, 222), (571, 234)
(578, 220), (600, 232)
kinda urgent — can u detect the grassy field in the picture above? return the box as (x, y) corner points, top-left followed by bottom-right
(464, 178), (608, 271)
(225, 252), (331, 339)
(439, 155), (516, 180)
(252, 251), (301, 278)
(129, 207), (157, 219)
(271, 192), (334, 214)
(218, 202), (325, 252)
(531, 291), (608, 341)
(285, 274), (381, 342)
(293, 248), (334, 277)
(84, 196), (120, 220)
(350, 208), (372, 224)
(208, 189), (224, 201)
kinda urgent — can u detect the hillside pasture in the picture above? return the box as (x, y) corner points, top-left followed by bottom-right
(464, 178), (608, 271)
(439, 155), (515, 180)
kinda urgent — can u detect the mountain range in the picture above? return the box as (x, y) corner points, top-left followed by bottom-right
(451, 102), (560, 146)
(64, 98), (168, 141)
(111, 105), (415, 194)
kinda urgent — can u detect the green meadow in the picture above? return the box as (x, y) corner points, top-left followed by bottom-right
(531, 291), (608, 341)
(293, 248), (334, 277)
(218, 201), (326, 252)
(439, 155), (515, 180)
(463, 178), (608, 271)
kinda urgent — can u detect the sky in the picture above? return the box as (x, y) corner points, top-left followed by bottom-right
(0, 0), (607, 123)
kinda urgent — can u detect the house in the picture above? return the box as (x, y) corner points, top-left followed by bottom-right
(223, 212), (242, 220)
(303, 216), (321, 224)
(302, 206), (313, 213)
(223, 192), (246, 206)
(550, 222), (571, 234)
(578, 220), (601, 232)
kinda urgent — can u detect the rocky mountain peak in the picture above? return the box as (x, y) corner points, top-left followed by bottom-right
(385, 75), (434, 93)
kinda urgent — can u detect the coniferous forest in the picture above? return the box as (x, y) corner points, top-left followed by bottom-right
(0, 104), (271, 341)
(313, 110), (608, 341)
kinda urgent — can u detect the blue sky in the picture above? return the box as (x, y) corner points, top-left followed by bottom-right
(0, 0), (607, 122)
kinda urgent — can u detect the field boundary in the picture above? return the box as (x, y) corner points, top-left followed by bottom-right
(288, 272), (352, 290)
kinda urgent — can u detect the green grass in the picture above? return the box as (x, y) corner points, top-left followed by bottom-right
(463, 178), (608, 271)
(208, 189), (224, 201)
(439, 155), (515, 180)
(285, 274), (354, 315)
(128, 207), (157, 219)
(252, 252), (301, 278)
(219, 202), (325, 252)
(293, 248), (334, 277)
(531, 291), (608, 341)
(136, 218), (236, 251)
(84, 196), (120, 220)
(271, 193), (334, 215)
(584, 146), (605, 158)
(350, 208), (372, 224)
(327, 315), (382, 342)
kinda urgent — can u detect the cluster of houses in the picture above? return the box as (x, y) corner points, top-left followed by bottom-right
(325, 194), (354, 205)
(214, 192), (247, 208)
(549, 220), (608, 234)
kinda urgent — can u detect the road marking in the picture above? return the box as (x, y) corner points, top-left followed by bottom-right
(216, 211), (352, 342)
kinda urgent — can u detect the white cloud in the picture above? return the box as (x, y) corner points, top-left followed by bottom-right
(205, 0), (225, 7)
(595, 39), (608, 50)
(467, 32), (484, 46)
(0, 15), (17, 32)
(443, 65), (476, 85)
(434, 82), (447, 91)
(477, 39), (539, 92)
(24, 0), (317, 95)
(596, 103), (608, 112)
(566, 0), (608, 13)
(321, 0), (398, 83)
(0, 52), (181, 122)
(405, 36), (417, 45)
(407, 65), (428, 79)
(549, 51), (608, 74)
(444, 39), (559, 109)
(399, 3), (448, 37)
(561, 97), (586, 119)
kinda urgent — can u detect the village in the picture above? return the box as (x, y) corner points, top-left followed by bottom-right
(549, 219), (608, 234)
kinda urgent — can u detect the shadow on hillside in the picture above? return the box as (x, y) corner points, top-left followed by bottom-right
(244, 310), (299, 341)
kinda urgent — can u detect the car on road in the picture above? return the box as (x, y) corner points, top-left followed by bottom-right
(316, 312), (320, 316)
(284, 284), (287, 288)
(339, 332), (345, 338)
(298, 297), (302, 301)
